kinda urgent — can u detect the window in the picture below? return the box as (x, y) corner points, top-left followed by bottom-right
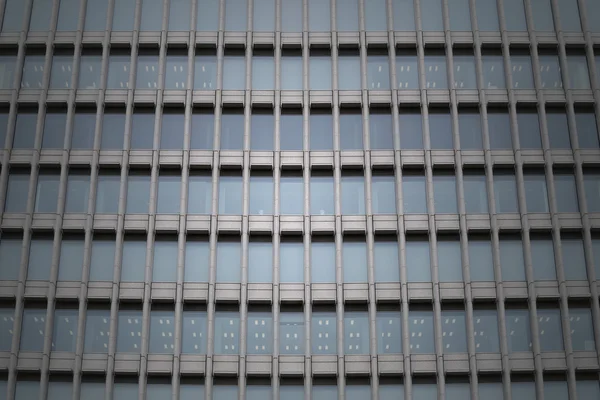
(499, 235), (526, 281)
(437, 237), (463, 282)
(370, 111), (394, 150)
(248, 240), (273, 283)
(567, 55), (591, 89)
(21, 55), (45, 89)
(341, 174), (365, 215)
(194, 53), (217, 90)
(15, 379), (40, 400)
(222, 53), (246, 90)
(182, 310), (207, 353)
(281, 51), (303, 90)
(96, 171), (120, 214)
(310, 52), (332, 90)
(52, 308), (78, 351)
(531, 0), (555, 31)
(311, 239), (335, 283)
(312, 312), (336, 354)
(396, 51), (419, 89)
(453, 54), (477, 89)
(449, 0), (471, 31)
(251, 111), (274, 150)
(539, 54), (562, 89)
(342, 238), (367, 283)
(424, 54), (448, 89)
(213, 385), (238, 399)
(246, 385), (272, 399)
(247, 312), (273, 354)
(367, 54), (390, 89)
(446, 382), (471, 399)
(0, 111), (6, 148)
(56, 0), (80, 31)
(441, 310), (468, 352)
(309, 0), (330, 31)
(421, 0), (443, 30)
(310, 173), (334, 215)
(511, 54), (535, 89)
(399, 109), (423, 148)
(188, 172), (212, 215)
(577, 379), (600, 399)
(433, 172), (458, 213)
(149, 310), (175, 353)
(344, 312), (369, 355)
(0, 55), (16, 89)
(84, 0), (108, 31)
(218, 173), (243, 214)
(140, 0), (163, 30)
(47, 380), (72, 400)
(377, 311), (402, 354)
(569, 307), (595, 351)
(282, 0), (302, 32)
(5, 170), (29, 213)
(524, 171), (549, 212)
(0, 234), (21, 280)
(310, 111), (333, 150)
(464, 171), (488, 213)
(280, 241), (304, 283)
(214, 312), (240, 354)
(372, 174), (396, 214)
(117, 309), (142, 352)
(197, 0), (219, 30)
(153, 238), (177, 282)
(476, 0), (500, 31)
(254, 0), (275, 31)
(157, 171), (181, 214)
(544, 380), (568, 400)
(79, 54), (101, 88)
(364, 0), (387, 30)
(280, 312), (304, 354)
(338, 52), (361, 91)
(58, 237), (84, 281)
(488, 110), (513, 149)
(337, 0), (359, 31)
(459, 111), (483, 149)
(136, 54), (159, 89)
(482, 54), (506, 89)
(575, 110), (599, 149)
(126, 170), (151, 213)
(538, 308), (563, 350)
(584, 171), (600, 212)
(409, 310), (434, 353)
(165, 54), (188, 90)
(506, 308), (532, 352)
(429, 109), (453, 149)
(531, 235), (556, 280)
(20, 308), (46, 351)
(71, 110), (96, 150)
(406, 237), (431, 282)
(468, 236), (494, 281)
(494, 170), (519, 213)
(393, 0), (415, 30)
(561, 234), (587, 280)
(90, 235), (116, 281)
(403, 171), (427, 213)
(184, 237), (209, 282)
(511, 381), (535, 398)
(554, 172), (579, 213)
(13, 111), (38, 149)
(146, 382), (172, 400)
(225, 0), (247, 31)
(27, 237), (53, 280)
(107, 54), (131, 89)
(216, 239), (241, 283)
(121, 237), (147, 282)
(191, 110), (214, 150)
(587, 0), (600, 32)
(221, 110), (244, 150)
(474, 309), (500, 352)
(380, 383), (404, 399)
(280, 174), (303, 215)
(517, 109), (542, 149)
(504, 0), (527, 31)
(169, 0), (191, 31)
(65, 170), (90, 213)
(29, 0), (53, 32)
(252, 53), (275, 90)
(113, 0), (136, 30)
(558, 0), (582, 31)
(101, 110), (125, 150)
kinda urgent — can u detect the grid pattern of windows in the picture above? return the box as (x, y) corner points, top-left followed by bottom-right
(0, 0), (600, 399)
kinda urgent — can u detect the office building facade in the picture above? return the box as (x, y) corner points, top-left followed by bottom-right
(0, 0), (600, 398)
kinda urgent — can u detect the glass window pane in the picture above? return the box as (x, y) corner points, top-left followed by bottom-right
(27, 238), (53, 280)
(84, 0), (108, 31)
(554, 173), (579, 213)
(107, 55), (131, 89)
(247, 313), (273, 354)
(146, 384), (171, 400)
(506, 309), (532, 352)
(57, 0), (80, 31)
(437, 239), (463, 282)
(21, 55), (45, 89)
(252, 55), (275, 90)
(392, 0), (415, 30)
(0, 308), (13, 352)
(58, 238), (84, 281)
(191, 111), (214, 149)
(117, 310), (142, 352)
(126, 171), (150, 213)
(539, 54), (562, 89)
(280, 312), (304, 354)
(152, 239), (178, 282)
(101, 111), (125, 150)
(403, 173), (427, 214)
(13, 112), (37, 150)
(538, 308), (563, 351)
(310, 112), (333, 150)
(281, 54), (303, 90)
(310, 55), (332, 90)
(184, 238), (209, 282)
(558, 0), (582, 31)
(311, 174), (334, 215)
(494, 170), (519, 213)
(213, 386), (238, 399)
(370, 112), (394, 150)
(453, 55), (477, 89)
(499, 236), (526, 281)
(367, 55), (391, 89)
(113, 0), (136, 30)
(577, 380), (600, 400)
(247, 385), (272, 399)
(531, 0), (554, 31)
(380, 384), (404, 400)
(81, 381), (105, 400)
(372, 175), (396, 214)
(343, 240), (367, 283)
(311, 240), (335, 283)
(441, 310), (467, 352)
(504, 0), (527, 31)
(341, 176), (365, 215)
(421, 0), (443, 30)
(220, 111), (244, 150)
(344, 313), (369, 355)
(157, 173), (181, 214)
(182, 311), (207, 353)
(409, 311), (434, 353)
(216, 240), (241, 283)
(65, 171), (90, 213)
(568, 55), (591, 89)
(433, 174), (457, 213)
(96, 172), (120, 214)
(569, 308), (595, 351)
(377, 311), (402, 354)
(282, 0), (302, 32)
(136, 55), (159, 89)
(575, 111), (599, 149)
(482, 55), (506, 89)
(488, 111), (512, 149)
(0, 235), (22, 280)
(149, 311), (175, 353)
(396, 53), (419, 89)
(121, 238), (147, 282)
(0, 55), (16, 89)
(113, 382), (138, 400)
(90, 237), (116, 281)
(197, 0), (219, 31)
(337, 0), (359, 31)
(313, 385), (337, 400)
(280, 242), (304, 283)
(312, 312), (336, 354)
(223, 55), (245, 90)
(169, 0), (191, 31)
(476, 0), (500, 31)
(517, 110), (542, 149)
(524, 172), (549, 213)
(511, 55), (535, 89)
(473, 309), (500, 352)
(47, 381), (72, 400)
(585, 173), (600, 212)
(214, 312), (240, 354)
(251, 112), (274, 150)
(280, 175), (303, 215)
(248, 241), (273, 283)
(406, 238), (431, 282)
(468, 238), (494, 281)
(140, 0), (163, 30)
(52, 309), (78, 351)
(459, 111), (483, 150)
(449, 0), (471, 30)
(165, 55), (188, 90)
(365, 0), (387, 31)
(338, 54), (361, 90)
(561, 236), (587, 280)
(446, 383), (471, 400)
(254, 0), (275, 31)
(188, 173), (212, 214)
(544, 381), (568, 400)
(50, 55), (73, 89)
(219, 175), (243, 214)
(20, 309), (46, 351)
(511, 382), (535, 398)
(5, 171), (29, 213)
(225, 0), (247, 30)
(425, 55), (448, 89)
(531, 236), (556, 280)
(309, 0), (330, 31)
(399, 110), (423, 148)
(429, 110), (453, 149)
(464, 172), (488, 213)
(29, 0), (52, 32)
(71, 111), (96, 150)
